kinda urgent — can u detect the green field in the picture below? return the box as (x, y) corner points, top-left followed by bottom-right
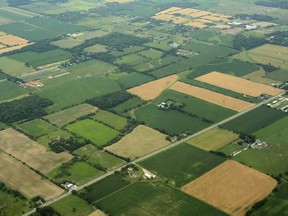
(252, 183), (288, 216)
(67, 59), (116, 77)
(66, 119), (120, 147)
(96, 182), (227, 216)
(149, 63), (187, 78)
(79, 174), (130, 204)
(266, 69), (288, 82)
(0, 122), (7, 130)
(49, 161), (104, 185)
(110, 97), (145, 115)
(115, 53), (148, 66)
(135, 104), (210, 135)
(51, 38), (84, 49)
(155, 90), (236, 123)
(221, 106), (286, 134)
(138, 48), (163, 59)
(223, 116), (288, 175)
(0, 57), (35, 76)
(84, 44), (108, 53)
(36, 77), (121, 113)
(36, 129), (72, 148)
(91, 110), (127, 131)
(0, 7), (37, 24)
(0, 80), (29, 102)
(17, 119), (57, 139)
(117, 72), (154, 89)
(0, 17), (86, 41)
(51, 195), (93, 216)
(44, 103), (97, 127)
(9, 49), (72, 68)
(139, 143), (225, 187)
(74, 144), (125, 170)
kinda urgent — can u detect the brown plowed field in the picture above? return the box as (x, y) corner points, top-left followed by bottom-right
(170, 81), (255, 112)
(182, 160), (277, 216)
(128, 74), (178, 100)
(196, 71), (283, 97)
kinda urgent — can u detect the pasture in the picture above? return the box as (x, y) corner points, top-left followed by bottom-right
(67, 60), (116, 77)
(236, 44), (288, 71)
(84, 44), (108, 53)
(128, 74), (178, 100)
(139, 143), (225, 187)
(187, 128), (238, 151)
(230, 116), (288, 175)
(105, 125), (170, 160)
(49, 161), (104, 185)
(95, 182), (226, 216)
(0, 57), (35, 76)
(74, 144), (125, 170)
(36, 77), (121, 113)
(0, 80), (29, 102)
(155, 89), (236, 123)
(117, 72), (154, 89)
(80, 174), (130, 203)
(182, 160), (277, 216)
(170, 82), (255, 112)
(51, 195), (93, 216)
(44, 103), (98, 127)
(135, 104), (210, 135)
(221, 106), (286, 134)
(51, 38), (84, 49)
(17, 119), (58, 138)
(0, 128), (73, 175)
(66, 119), (120, 147)
(10, 49), (72, 68)
(0, 151), (63, 200)
(138, 48), (163, 59)
(196, 71), (284, 97)
(91, 110), (127, 131)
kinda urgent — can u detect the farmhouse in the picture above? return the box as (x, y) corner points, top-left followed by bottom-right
(144, 173), (156, 179)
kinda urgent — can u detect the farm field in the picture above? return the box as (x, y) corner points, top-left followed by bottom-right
(51, 195), (93, 216)
(84, 44), (108, 53)
(155, 89), (236, 123)
(67, 59), (117, 77)
(221, 106), (286, 134)
(170, 82), (255, 112)
(0, 151), (63, 200)
(236, 44), (288, 71)
(225, 116), (288, 175)
(105, 125), (170, 160)
(74, 144), (125, 170)
(266, 69), (288, 82)
(79, 174), (130, 204)
(17, 119), (58, 138)
(0, 34), (28, 46)
(139, 143), (225, 187)
(36, 129), (72, 148)
(149, 63), (187, 78)
(195, 71), (284, 97)
(242, 69), (278, 85)
(115, 53), (148, 66)
(44, 103), (98, 127)
(66, 119), (120, 147)
(0, 80), (30, 102)
(135, 104), (210, 135)
(0, 128), (73, 175)
(128, 74), (178, 100)
(51, 38), (84, 49)
(96, 182), (226, 216)
(49, 161), (104, 185)
(88, 210), (107, 216)
(110, 96), (145, 115)
(187, 128), (238, 151)
(0, 57), (35, 76)
(36, 77), (121, 113)
(117, 72), (154, 89)
(10, 49), (72, 68)
(91, 110), (127, 131)
(138, 48), (163, 59)
(182, 160), (277, 216)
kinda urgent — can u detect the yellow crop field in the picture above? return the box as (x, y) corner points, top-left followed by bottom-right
(155, 7), (182, 15)
(0, 34), (28, 46)
(0, 128), (73, 175)
(196, 71), (284, 97)
(184, 22), (207, 28)
(105, 125), (170, 160)
(170, 82), (255, 112)
(182, 160), (277, 216)
(128, 74), (178, 100)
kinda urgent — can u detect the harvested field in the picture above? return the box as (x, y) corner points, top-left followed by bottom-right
(189, 11), (211, 18)
(174, 8), (200, 15)
(155, 7), (182, 15)
(196, 71), (284, 97)
(88, 210), (107, 216)
(128, 74), (178, 100)
(0, 34), (28, 46)
(184, 22), (207, 28)
(0, 128), (73, 175)
(0, 43), (32, 54)
(187, 128), (238, 151)
(182, 160), (277, 216)
(105, 125), (170, 160)
(0, 151), (63, 200)
(170, 82), (255, 112)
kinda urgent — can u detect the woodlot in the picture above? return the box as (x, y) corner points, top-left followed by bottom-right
(170, 81), (255, 112)
(182, 160), (277, 216)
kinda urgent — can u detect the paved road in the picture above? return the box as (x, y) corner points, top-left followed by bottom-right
(22, 92), (285, 216)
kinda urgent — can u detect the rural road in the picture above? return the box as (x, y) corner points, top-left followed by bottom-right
(22, 91), (285, 216)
